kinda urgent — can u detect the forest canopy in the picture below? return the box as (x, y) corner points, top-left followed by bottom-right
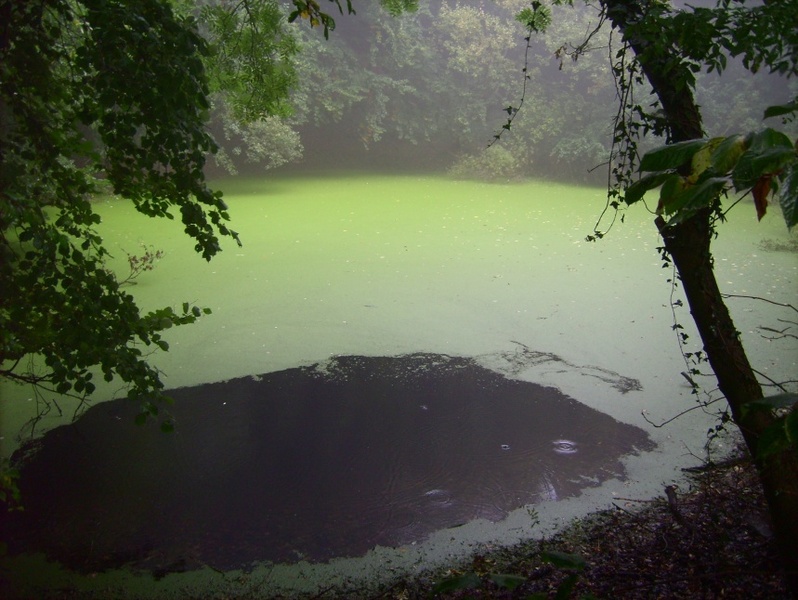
(206, 0), (795, 184)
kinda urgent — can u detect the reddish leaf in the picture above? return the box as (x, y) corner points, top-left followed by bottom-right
(752, 175), (771, 221)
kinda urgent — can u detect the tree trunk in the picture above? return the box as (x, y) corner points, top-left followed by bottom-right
(602, 0), (798, 592)
(656, 211), (798, 593)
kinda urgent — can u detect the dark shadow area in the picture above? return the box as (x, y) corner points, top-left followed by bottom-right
(3, 354), (654, 575)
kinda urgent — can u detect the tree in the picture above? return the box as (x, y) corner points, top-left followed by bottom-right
(0, 0), (241, 430)
(256, 1), (767, 180)
(207, 100), (304, 176)
(0, 0), (344, 512)
(230, 1), (798, 588)
(205, 1), (771, 180)
(288, 1), (619, 179)
(0, 0), (363, 425)
(519, 0), (798, 590)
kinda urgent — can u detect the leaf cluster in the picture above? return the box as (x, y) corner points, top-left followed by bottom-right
(432, 549), (594, 600)
(673, 1), (798, 78)
(584, 0), (797, 240)
(745, 393), (798, 461)
(0, 0), (238, 417)
(288, 0), (417, 38)
(625, 106), (797, 229)
(200, 0), (299, 121)
(516, 2), (552, 34)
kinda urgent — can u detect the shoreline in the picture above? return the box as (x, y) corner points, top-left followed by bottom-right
(2, 445), (791, 598)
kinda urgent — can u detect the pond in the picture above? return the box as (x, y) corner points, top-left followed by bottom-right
(1, 173), (795, 597)
(5, 353), (654, 576)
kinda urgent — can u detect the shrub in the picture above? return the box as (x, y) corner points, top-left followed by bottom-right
(448, 144), (523, 181)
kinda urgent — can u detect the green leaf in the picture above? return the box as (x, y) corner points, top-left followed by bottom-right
(431, 571), (482, 594)
(658, 174), (686, 210)
(625, 172), (673, 205)
(748, 128), (793, 153)
(135, 412), (147, 426)
(489, 573), (526, 590)
(541, 550), (587, 571)
(639, 139), (708, 172)
(160, 421), (175, 433)
(662, 177), (728, 221)
(689, 137), (725, 181)
(709, 134), (748, 174)
(764, 100), (798, 120)
(733, 145), (795, 190)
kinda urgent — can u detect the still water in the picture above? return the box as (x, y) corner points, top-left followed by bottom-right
(1, 173), (794, 596)
(6, 353), (653, 574)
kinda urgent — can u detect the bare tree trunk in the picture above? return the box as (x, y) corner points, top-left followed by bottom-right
(602, 0), (798, 592)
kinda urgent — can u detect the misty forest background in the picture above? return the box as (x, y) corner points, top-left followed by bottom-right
(204, 0), (795, 185)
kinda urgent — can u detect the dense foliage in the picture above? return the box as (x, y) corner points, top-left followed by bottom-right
(0, 0), (242, 426)
(274, 0), (621, 179)
(0, 0), (427, 424)
(209, 1), (789, 184)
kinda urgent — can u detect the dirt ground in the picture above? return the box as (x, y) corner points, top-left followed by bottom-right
(353, 448), (793, 599)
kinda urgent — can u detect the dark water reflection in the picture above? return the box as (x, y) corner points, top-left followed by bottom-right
(5, 354), (654, 573)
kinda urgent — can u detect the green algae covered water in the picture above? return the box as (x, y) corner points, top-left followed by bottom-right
(1, 173), (796, 598)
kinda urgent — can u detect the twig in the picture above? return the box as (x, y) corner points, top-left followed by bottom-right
(721, 293), (797, 314)
(641, 395), (723, 428)
(752, 368), (790, 393)
(680, 371), (698, 388)
(681, 456), (748, 473)
(613, 497), (658, 504)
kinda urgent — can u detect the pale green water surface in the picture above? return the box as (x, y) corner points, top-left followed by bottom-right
(2, 173), (796, 597)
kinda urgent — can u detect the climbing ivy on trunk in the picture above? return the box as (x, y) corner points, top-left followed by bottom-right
(589, 0), (798, 591)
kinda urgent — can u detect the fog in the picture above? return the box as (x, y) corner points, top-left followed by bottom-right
(209, 0), (794, 182)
